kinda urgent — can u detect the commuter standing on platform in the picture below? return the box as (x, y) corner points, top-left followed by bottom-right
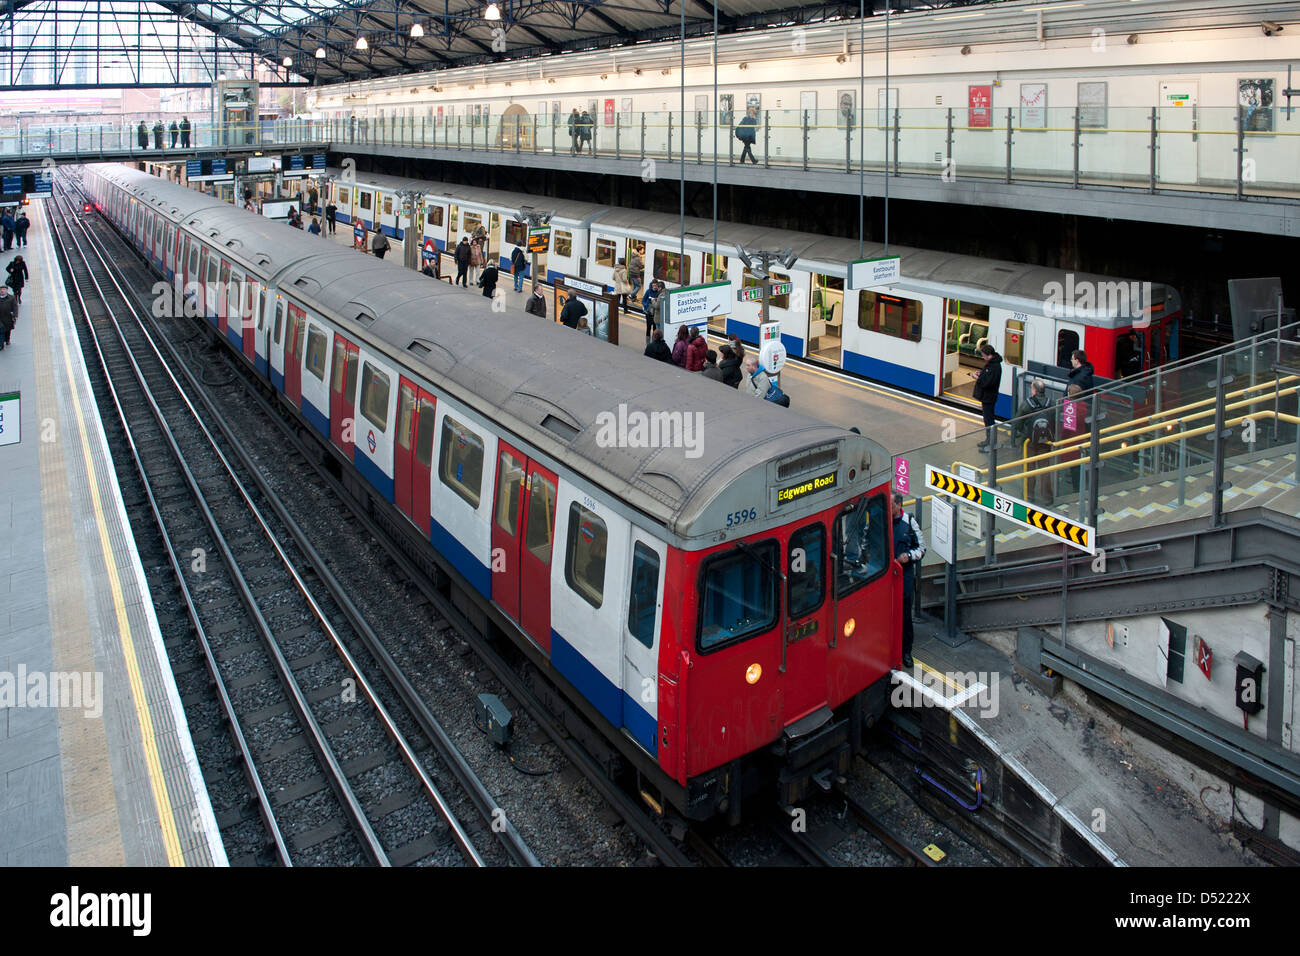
(579, 110), (593, 153)
(454, 236), (471, 287)
(0, 287), (15, 350)
(137, 121), (148, 149)
(169, 120), (179, 148)
(14, 210), (29, 247)
(642, 280), (663, 339)
(892, 491), (925, 670)
(718, 345), (742, 387)
(510, 243), (527, 293)
(971, 342), (1002, 452)
(179, 117), (191, 147)
(644, 328), (672, 363)
(524, 284), (547, 317)
(671, 325), (690, 368)
(153, 120), (165, 150)
(371, 229), (389, 259)
(686, 327), (707, 371)
(741, 355), (770, 398)
(560, 295), (587, 329)
(6, 255), (29, 305)
(1068, 349), (1095, 393)
(325, 200), (338, 235)
(568, 109), (580, 154)
(612, 258), (633, 308)
(1, 210), (13, 251)
(701, 349), (723, 381)
(478, 260), (499, 299)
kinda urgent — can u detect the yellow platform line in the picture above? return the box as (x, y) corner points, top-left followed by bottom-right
(47, 218), (186, 866)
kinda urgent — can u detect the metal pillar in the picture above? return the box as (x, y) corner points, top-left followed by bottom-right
(802, 110), (809, 171)
(1072, 109), (1081, 188)
(1148, 109), (1158, 193)
(1211, 354), (1229, 525)
(1004, 108), (1013, 184)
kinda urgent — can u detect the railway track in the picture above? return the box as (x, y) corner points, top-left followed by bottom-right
(50, 180), (537, 867)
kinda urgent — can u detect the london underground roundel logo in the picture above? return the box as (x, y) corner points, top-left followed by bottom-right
(423, 238), (436, 261)
(367, 429), (377, 453)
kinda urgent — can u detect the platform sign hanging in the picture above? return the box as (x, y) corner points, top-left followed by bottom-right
(665, 281), (729, 326)
(0, 389), (19, 446)
(527, 226), (550, 254)
(737, 282), (792, 303)
(925, 463), (1096, 554)
(848, 255), (901, 290)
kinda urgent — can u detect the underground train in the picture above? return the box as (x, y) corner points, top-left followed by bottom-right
(84, 162), (901, 821)
(318, 169), (1179, 419)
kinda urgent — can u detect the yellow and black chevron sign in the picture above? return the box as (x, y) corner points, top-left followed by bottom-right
(927, 469), (979, 502)
(1026, 507), (1091, 550)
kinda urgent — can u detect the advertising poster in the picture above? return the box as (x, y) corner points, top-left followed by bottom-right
(968, 84), (992, 128)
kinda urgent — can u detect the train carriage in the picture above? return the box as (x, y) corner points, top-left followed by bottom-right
(87, 163), (901, 820)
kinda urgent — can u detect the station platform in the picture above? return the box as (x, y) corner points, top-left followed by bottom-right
(899, 615), (1262, 866)
(310, 219), (980, 453)
(0, 202), (225, 866)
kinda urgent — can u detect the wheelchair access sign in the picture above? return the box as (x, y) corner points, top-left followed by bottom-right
(925, 463), (1094, 554)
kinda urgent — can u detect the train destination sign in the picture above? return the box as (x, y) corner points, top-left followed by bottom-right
(777, 469), (837, 506)
(925, 464), (1095, 554)
(737, 282), (792, 303)
(527, 227), (550, 253)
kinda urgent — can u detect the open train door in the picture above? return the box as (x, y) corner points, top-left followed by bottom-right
(284, 304), (305, 407)
(330, 334), (359, 460)
(518, 460), (558, 652)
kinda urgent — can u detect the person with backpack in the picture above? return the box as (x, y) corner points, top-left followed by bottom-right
(718, 345), (742, 387)
(736, 107), (758, 164)
(1025, 414), (1055, 504)
(371, 229), (390, 259)
(510, 244), (527, 293)
(6, 255), (29, 305)
(579, 111), (594, 152)
(892, 491), (926, 670)
(741, 355), (770, 398)
(559, 294), (588, 329)
(1013, 378), (1050, 447)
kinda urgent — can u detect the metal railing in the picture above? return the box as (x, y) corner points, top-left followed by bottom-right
(0, 120), (323, 158)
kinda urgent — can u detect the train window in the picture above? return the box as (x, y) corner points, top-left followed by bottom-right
(395, 385), (415, 450)
(833, 495), (888, 597)
(383, 195), (393, 216)
(787, 524), (826, 620)
(206, 254), (218, 287)
(626, 542), (661, 649)
(273, 302), (284, 345)
(414, 397), (436, 466)
(946, 300), (990, 354)
(305, 328), (328, 380)
(655, 250), (693, 286)
(742, 269), (789, 310)
(1115, 331), (1143, 378)
(859, 290), (922, 342)
(1004, 318), (1025, 367)
(463, 212), (482, 237)
(525, 472), (556, 563)
(698, 541), (778, 651)
(704, 253), (728, 282)
(449, 206), (459, 234)
(218, 262), (230, 307)
(188, 243), (198, 275)
(504, 219), (526, 246)
(594, 238), (617, 268)
(565, 504), (607, 609)
(553, 230), (572, 257)
(438, 415), (484, 508)
(337, 187), (350, 206)
(359, 192), (372, 211)
(359, 363), (391, 432)
(331, 339), (349, 394)
(1056, 329), (1080, 368)
(428, 205), (444, 228)
(493, 452), (524, 535)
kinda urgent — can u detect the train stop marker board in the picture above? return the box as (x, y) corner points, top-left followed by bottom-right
(925, 464), (1095, 554)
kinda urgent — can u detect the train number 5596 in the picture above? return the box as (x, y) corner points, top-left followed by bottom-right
(726, 508), (758, 528)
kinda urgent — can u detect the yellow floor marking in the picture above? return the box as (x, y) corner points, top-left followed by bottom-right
(46, 208), (186, 866)
(914, 658), (961, 693)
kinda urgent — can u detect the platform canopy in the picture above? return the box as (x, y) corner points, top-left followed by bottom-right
(0, 0), (1002, 87)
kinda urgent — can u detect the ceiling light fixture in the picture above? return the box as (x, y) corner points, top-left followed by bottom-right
(411, 22), (425, 38)
(485, 2), (501, 21)
(282, 56), (292, 67)
(355, 35), (368, 50)
(315, 47), (326, 59)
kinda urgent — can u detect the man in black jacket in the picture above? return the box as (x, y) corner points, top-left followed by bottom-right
(453, 237), (471, 286)
(971, 342), (1002, 452)
(524, 285), (547, 317)
(559, 295), (587, 329)
(1068, 349), (1095, 393)
(644, 329), (672, 362)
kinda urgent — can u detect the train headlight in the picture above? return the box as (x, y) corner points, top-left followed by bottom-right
(844, 618), (856, 638)
(745, 663), (762, 685)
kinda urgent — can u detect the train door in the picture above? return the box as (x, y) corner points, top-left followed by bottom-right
(217, 259), (231, 337)
(1055, 323), (1085, 369)
(330, 334), (360, 459)
(808, 273), (845, 365)
(357, 188), (373, 230)
(393, 382), (435, 535)
(782, 520), (833, 725)
(196, 247), (209, 318)
(242, 278), (259, 363)
(621, 532), (664, 755)
(941, 298), (991, 404)
(226, 268), (243, 350)
(488, 211), (502, 269)
(490, 442), (528, 625)
(284, 303), (306, 406)
(1157, 81), (1198, 186)
(518, 460), (558, 651)
(269, 297), (286, 389)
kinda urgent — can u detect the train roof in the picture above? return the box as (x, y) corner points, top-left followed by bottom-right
(335, 168), (1176, 324)
(90, 163), (891, 542)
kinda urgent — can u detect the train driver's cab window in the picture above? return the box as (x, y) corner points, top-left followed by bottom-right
(698, 541), (778, 651)
(359, 363), (390, 431)
(305, 328), (328, 381)
(627, 543), (661, 649)
(438, 416), (484, 508)
(565, 504), (607, 609)
(1057, 329), (1080, 369)
(742, 269), (790, 310)
(654, 250), (692, 286)
(834, 495), (888, 596)
(788, 525), (826, 620)
(553, 230), (573, 257)
(1115, 331), (1144, 378)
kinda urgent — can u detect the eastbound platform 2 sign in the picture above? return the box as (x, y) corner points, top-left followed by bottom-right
(848, 255), (901, 290)
(0, 389), (20, 446)
(925, 463), (1095, 554)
